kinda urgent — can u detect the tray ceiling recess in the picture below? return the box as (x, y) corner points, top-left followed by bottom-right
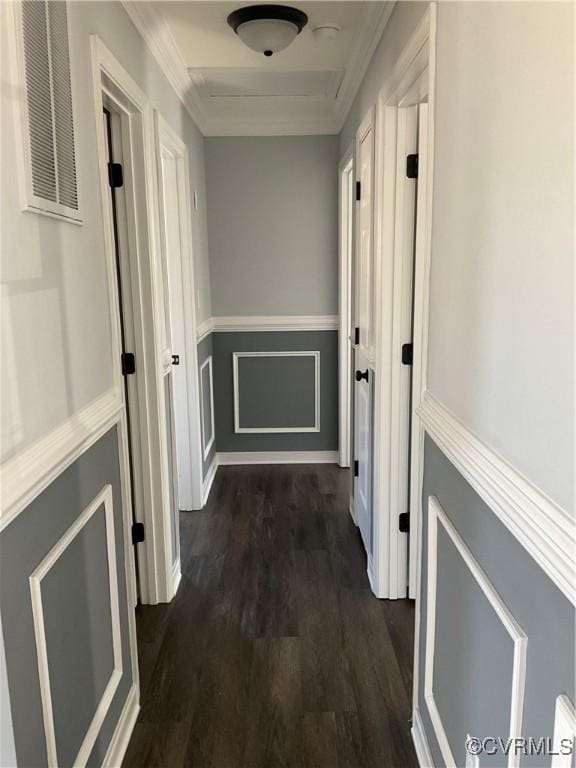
(122, 2), (396, 135)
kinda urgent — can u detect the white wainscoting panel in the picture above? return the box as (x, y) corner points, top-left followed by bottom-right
(200, 356), (215, 460)
(412, 705), (434, 768)
(102, 684), (139, 768)
(202, 456), (218, 506)
(418, 391), (576, 605)
(29, 485), (122, 767)
(551, 695), (576, 768)
(424, 496), (527, 768)
(232, 351), (320, 434)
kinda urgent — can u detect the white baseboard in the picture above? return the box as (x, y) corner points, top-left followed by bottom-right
(216, 450), (339, 466)
(170, 559), (182, 600)
(412, 706), (435, 768)
(349, 494), (358, 526)
(202, 456), (218, 505)
(103, 683), (139, 768)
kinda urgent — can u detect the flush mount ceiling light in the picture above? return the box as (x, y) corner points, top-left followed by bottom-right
(227, 5), (308, 57)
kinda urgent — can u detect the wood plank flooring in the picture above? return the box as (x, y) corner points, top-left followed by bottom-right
(124, 464), (417, 768)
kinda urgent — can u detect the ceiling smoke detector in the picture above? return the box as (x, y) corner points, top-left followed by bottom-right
(312, 24), (340, 41)
(227, 4), (309, 57)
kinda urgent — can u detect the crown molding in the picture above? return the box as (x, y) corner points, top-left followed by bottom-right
(122, 0), (396, 136)
(334, 1), (397, 131)
(121, 1), (208, 133)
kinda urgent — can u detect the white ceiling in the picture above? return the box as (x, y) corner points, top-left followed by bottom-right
(124, 1), (395, 135)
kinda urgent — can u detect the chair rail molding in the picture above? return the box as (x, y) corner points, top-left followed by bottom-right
(0, 388), (122, 532)
(212, 315), (339, 333)
(418, 391), (576, 606)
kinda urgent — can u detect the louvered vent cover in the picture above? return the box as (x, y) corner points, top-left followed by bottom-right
(21, 0), (78, 213)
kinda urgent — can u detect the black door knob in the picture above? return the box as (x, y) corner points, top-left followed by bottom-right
(172, 354), (180, 366)
(355, 369), (369, 382)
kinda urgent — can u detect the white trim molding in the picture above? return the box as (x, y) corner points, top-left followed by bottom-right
(0, 388), (122, 532)
(196, 317), (213, 343)
(29, 485), (123, 768)
(102, 684), (139, 768)
(202, 456), (218, 506)
(418, 391), (576, 606)
(551, 695), (576, 768)
(212, 315), (338, 333)
(425, 496), (527, 768)
(232, 351), (320, 434)
(200, 356), (215, 460)
(411, 706), (434, 768)
(217, 451), (338, 466)
(195, 316), (339, 340)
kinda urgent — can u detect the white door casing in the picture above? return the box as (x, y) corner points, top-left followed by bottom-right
(388, 104), (419, 598)
(338, 147), (354, 469)
(353, 107), (376, 557)
(159, 145), (192, 512)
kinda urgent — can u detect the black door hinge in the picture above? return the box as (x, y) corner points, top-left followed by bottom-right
(132, 522), (145, 544)
(399, 512), (410, 533)
(354, 459), (359, 477)
(354, 326), (360, 345)
(401, 343), (413, 366)
(121, 352), (136, 376)
(406, 154), (418, 179)
(108, 162), (124, 189)
(355, 180), (361, 201)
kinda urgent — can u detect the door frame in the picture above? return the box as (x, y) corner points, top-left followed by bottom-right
(155, 114), (204, 513)
(371, 4), (437, 601)
(338, 143), (354, 468)
(90, 36), (176, 604)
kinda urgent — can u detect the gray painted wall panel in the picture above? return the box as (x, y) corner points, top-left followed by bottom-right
(42, 507), (114, 767)
(213, 331), (338, 452)
(0, 428), (132, 767)
(205, 135), (339, 317)
(434, 524), (515, 767)
(197, 334), (216, 476)
(237, 354), (316, 430)
(419, 437), (575, 767)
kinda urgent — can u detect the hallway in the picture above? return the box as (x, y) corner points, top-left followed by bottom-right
(124, 465), (417, 768)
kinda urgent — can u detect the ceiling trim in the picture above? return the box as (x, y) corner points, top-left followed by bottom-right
(333, 1), (396, 130)
(122, 1), (396, 137)
(122, 0), (208, 132)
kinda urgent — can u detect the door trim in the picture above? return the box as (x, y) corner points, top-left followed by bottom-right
(338, 144), (354, 468)
(90, 36), (174, 605)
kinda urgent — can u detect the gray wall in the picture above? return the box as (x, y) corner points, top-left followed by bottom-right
(419, 438), (575, 768)
(0, 428), (133, 767)
(205, 135), (339, 317)
(213, 331), (338, 453)
(197, 333), (216, 476)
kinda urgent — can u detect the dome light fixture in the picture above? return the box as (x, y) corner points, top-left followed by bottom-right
(227, 4), (308, 57)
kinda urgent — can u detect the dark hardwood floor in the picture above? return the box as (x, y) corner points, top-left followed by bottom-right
(124, 464), (417, 768)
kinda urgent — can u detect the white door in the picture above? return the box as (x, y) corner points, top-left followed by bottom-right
(353, 109), (375, 554)
(158, 145), (193, 512)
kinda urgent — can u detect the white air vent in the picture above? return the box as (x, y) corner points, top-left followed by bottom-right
(16, 0), (80, 222)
